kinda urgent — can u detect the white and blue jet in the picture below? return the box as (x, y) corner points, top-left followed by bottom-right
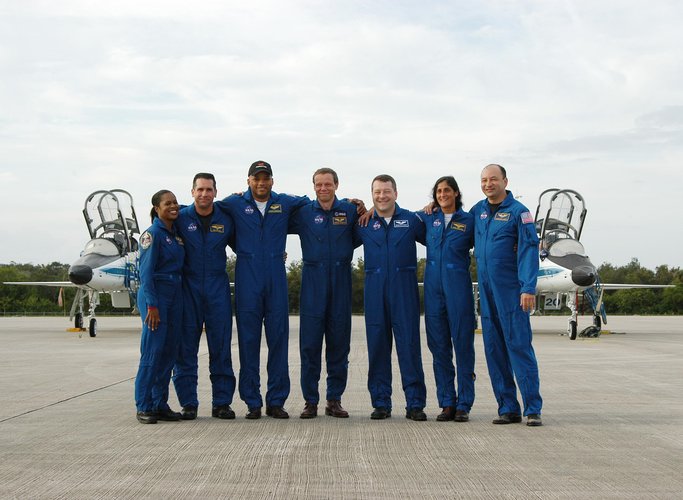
(3, 189), (141, 337)
(533, 188), (671, 339)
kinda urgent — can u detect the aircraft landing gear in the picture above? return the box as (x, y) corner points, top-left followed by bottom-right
(566, 292), (579, 340)
(593, 314), (602, 329)
(86, 290), (99, 337)
(67, 283), (101, 337)
(577, 313), (602, 338)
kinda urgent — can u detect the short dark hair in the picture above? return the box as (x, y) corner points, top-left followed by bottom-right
(193, 172), (216, 190)
(485, 163), (507, 179)
(150, 189), (173, 222)
(312, 167), (339, 185)
(372, 174), (397, 191)
(431, 176), (463, 211)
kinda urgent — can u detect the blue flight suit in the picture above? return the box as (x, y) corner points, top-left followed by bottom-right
(172, 204), (236, 410)
(135, 217), (185, 413)
(353, 205), (427, 411)
(422, 209), (476, 412)
(470, 191), (542, 416)
(288, 197), (358, 404)
(216, 190), (308, 409)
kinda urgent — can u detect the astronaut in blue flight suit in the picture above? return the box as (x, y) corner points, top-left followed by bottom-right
(288, 167), (360, 419)
(215, 160), (309, 420)
(422, 175), (476, 423)
(172, 173), (236, 421)
(134, 190), (185, 424)
(353, 174), (428, 421)
(470, 164), (543, 427)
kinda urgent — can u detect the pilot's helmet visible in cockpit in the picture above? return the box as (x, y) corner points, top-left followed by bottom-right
(112, 232), (126, 254)
(543, 232), (560, 248)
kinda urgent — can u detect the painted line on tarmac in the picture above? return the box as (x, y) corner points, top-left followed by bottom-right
(0, 376), (135, 423)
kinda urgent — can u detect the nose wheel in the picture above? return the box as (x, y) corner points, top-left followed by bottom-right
(566, 292), (579, 340)
(89, 318), (97, 337)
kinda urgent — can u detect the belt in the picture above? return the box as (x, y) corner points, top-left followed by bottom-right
(153, 273), (182, 282)
(365, 266), (416, 274)
(237, 252), (285, 259)
(303, 260), (352, 267)
(184, 270), (227, 277)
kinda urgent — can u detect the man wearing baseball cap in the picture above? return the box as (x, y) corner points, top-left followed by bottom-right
(216, 161), (309, 419)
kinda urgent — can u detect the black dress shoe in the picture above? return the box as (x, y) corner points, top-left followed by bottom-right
(370, 407), (391, 420)
(136, 411), (158, 424)
(156, 408), (182, 421)
(245, 407), (262, 419)
(526, 414), (543, 426)
(454, 410), (470, 422)
(266, 406), (290, 419)
(325, 400), (349, 418)
(181, 406), (197, 420)
(492, 413), (522, 424)
(300, 402), (318, 419)
(436, 406), (455, 422)
(405, 408), (427, 421)
(212, 405), (236, 419)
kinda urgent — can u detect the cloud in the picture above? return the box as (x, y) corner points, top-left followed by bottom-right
(1, 1), (682, 268)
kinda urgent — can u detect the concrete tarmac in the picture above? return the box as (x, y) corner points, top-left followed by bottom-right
(1, 315), (682, 499)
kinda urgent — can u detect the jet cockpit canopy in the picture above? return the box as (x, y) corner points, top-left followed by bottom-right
(82, 189), (140, 256)
(534, 188), (587, 254)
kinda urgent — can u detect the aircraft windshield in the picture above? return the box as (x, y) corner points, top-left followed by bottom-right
(82, 238), (120, 257)
(82, 189), (140, 253)
(535, 189), (587, 242)
(548, 238), (586, 257)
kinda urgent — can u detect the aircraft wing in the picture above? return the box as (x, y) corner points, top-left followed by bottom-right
(419, 282), (479, 286)
(3, 281), (76, 287)
(600, 283), (674, 290)
(423, 282), (669, 291)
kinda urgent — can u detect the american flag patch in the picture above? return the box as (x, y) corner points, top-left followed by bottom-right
(521, 211), (534, 224)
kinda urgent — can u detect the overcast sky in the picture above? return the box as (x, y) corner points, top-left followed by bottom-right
(1, 0), (681, 270)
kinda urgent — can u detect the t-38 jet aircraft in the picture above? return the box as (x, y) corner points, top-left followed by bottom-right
(3, 189), (141, 337)
(532, 188), (672, 339)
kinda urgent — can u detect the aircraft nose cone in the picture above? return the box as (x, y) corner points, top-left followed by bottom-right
(572, 265), (596, 287)
(69, 265), (93, 285)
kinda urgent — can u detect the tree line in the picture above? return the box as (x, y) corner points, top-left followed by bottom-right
(1, 257), (682, 315)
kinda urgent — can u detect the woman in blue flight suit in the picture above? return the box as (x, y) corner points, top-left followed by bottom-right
(134, 190), (185, 424)
(422, 176), (476, 422)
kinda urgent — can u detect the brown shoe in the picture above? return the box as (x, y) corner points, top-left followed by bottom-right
(265, 406), (290, 419)
(436, 406), (455, 422)
(454, 410), (470, 422)
(245, 407), (262, 420)
(325, 400), (349, 418)
(300, 402), (318, 419)
(492, 413), (522, 424)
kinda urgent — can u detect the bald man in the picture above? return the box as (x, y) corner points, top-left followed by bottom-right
(470, 164), (542, 427)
